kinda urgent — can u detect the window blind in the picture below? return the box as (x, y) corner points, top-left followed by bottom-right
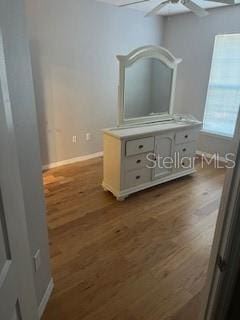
(203, 34), (240, 137)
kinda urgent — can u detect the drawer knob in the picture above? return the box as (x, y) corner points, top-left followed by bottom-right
(138, 145), (144, 149)
(182, 148), (186, 152)
(136, 175), (141, 180)
(136, 159), (141, 164)
(184, 135), (189, 139)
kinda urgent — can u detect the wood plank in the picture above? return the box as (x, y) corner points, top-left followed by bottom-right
(42, 158), (225, 320)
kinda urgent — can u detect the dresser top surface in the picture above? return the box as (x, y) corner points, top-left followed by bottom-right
(103, 120), (202, 139)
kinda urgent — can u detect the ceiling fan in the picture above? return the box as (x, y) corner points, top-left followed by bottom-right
(118, 0), (234, 17)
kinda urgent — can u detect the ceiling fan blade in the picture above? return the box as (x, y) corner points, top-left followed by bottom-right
(118, 0), (150, 7)
(205, 0), (237, 3)
(181, 0), (209, 17)
(145, 0), (170, 16)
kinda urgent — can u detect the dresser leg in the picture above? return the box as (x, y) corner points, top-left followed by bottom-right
(116, 195), (127, 201)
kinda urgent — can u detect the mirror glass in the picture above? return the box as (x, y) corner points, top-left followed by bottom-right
(124, 58), (173, 120)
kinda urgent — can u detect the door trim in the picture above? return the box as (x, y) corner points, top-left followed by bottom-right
(38, 278), (54, 318)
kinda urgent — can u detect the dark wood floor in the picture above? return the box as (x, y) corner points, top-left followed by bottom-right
(42, 157), (225, 320)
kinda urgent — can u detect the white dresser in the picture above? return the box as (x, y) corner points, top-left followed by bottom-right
(102, 45), (202, 200)
(103, 121), (201, 200)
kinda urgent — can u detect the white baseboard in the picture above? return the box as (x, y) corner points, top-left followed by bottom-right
(196, 150), (227, 163)
(38, 278), (54, 319)
(42, 151), (103, 170)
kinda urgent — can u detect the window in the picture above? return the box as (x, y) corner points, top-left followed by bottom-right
(203, 34), (240, 138)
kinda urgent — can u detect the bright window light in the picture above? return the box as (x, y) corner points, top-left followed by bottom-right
(203, 34), (240, 138)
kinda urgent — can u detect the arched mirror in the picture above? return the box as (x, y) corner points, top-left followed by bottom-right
(117, 46), (182, 126)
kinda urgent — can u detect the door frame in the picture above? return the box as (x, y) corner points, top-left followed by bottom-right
(199, 109), (240, 320)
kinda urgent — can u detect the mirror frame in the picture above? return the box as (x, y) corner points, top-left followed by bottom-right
(117, 45), (182, 127)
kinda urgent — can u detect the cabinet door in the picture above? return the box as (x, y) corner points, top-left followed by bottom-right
(153, 134), (174, 180)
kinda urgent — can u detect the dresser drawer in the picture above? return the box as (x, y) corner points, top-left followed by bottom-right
(175, 129), (198, 145)
(126, 137), (154, 156)
(124, 168), (152, 189)
(174, 144), (196, 173)
(174, 142), (197, 157)
(124, 153), (153, 172)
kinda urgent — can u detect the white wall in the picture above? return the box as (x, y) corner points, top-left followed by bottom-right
(163, 5), (240, 156)
(25, 0), (164, 166)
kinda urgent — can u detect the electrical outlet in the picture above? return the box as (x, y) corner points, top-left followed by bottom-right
(72, 135), (77, 143)
(86, 133), (91, 141)
(33, 249), (41, 272)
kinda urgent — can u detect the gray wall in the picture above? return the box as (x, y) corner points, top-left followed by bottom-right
(25, 1), (240, 161)
(1, 0), (51, 309)
(163, 5), (240, 156)
(25, 0), (164, 165)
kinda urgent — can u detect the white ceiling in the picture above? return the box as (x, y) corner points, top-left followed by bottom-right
(97, 0), (227, 16)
